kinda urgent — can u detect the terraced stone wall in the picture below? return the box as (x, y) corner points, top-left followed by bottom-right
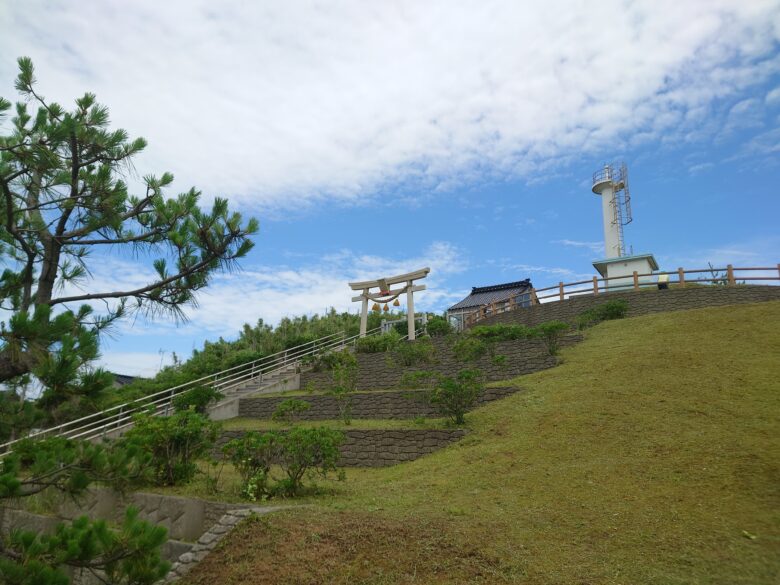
(238, 387), (518, 420)
(217, 428), (467, 467)
(51, 489), (242, 541)
(475, 285), (780, 328)
(300, 336), (574, 391)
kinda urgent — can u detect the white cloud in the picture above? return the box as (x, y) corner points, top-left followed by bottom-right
(182, 241), (467, 335)
(551, 239), (605, 254)
(659, 235), (780, 271)
(765, 86), (780, 106)
(1, 1), (779, 209)
(87, 241), (467, 340)
(99, 351), (172, 378)
(688, 162), (715, 174)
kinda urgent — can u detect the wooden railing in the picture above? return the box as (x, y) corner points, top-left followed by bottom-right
(463, 264), (780, 327)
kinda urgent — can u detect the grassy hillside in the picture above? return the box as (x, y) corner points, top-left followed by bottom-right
(181, 302), (780, 585)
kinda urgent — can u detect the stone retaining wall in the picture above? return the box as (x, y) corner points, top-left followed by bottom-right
(238, 386), (518, 420)
(474, 285), (780, 329)
(217, 428), (467, 467)
(300, 336), (575, 391)
(0, 507), (194, 583)
(1, 502), (281, 585)
(45, 489), (242, 542)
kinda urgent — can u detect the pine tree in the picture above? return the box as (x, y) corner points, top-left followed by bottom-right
(0, 437), (169, 584)
(0, 57), (258, 385)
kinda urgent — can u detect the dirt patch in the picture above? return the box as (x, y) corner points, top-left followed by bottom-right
(180, 508), (516, 585)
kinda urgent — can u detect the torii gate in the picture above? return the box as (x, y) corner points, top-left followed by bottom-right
(349, 267), (430, 341)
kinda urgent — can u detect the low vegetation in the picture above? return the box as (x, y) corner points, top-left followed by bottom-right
(390, 337), (437, 366)
(452, 319), (575, 361)
(425, 315), (454, 337)
(181, 302), (780, 585)
(576, 299), (629, 329)
(354, 330), (401, 353)
(171, 385), (224, 414)
(0, 437), (170, 584)
(534, 320), (570, 355)
(400, 369), (485, 425)
(328, 350), (358, 424)
(428, 369), (485, 425)
(271, 399), (311, 424)
(121, 410), (220, 487)
(220, 417), (448, 432)
(222, 427), (344, 499)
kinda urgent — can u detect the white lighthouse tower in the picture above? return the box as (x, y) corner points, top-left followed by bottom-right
(590, 162), (658, 289)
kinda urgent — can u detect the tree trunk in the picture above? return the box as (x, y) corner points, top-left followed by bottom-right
(35, 238), (61, 305)
(0, 351), (37, 383)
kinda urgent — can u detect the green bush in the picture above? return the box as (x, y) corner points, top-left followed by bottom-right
(426, 316), (453, 337)
(123, 410), (220, 486)
(221, 348), (265, 370)
(172, 385), (224, 414)
(354, 330), (401, 353)
(452, 336), (490, 363)
(275, 426), (344, 497)
(576, 300), (629, 330)
(223, 427), (344, 499)
(329, 351), (358, 424)
(311, 347), (360, 371)
(399, 370), (440, 390)
(271, 399), (311, 424)
(429, 369), (484, 425)
(222, 431), (278, 499)
(468, 323), (536, 341)
(535, 321), (570, 355)
(391, 338), (436, 366)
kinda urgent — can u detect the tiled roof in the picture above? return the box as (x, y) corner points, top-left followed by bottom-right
(112, 373), (138, 386)
(447, 279), (533, 311)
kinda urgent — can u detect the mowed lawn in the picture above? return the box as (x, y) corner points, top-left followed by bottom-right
(182, 302), (780, 585)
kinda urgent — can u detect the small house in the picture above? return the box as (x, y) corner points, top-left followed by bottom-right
(447, 278), (534, 330)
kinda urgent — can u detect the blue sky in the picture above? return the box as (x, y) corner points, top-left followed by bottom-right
(1, 1), (778, 376)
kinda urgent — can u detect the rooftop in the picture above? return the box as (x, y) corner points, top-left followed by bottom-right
(447, 279), (533, 312)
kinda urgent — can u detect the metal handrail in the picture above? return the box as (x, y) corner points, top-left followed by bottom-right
(0, 326), (384, 453)
(463, 264), (780, 327)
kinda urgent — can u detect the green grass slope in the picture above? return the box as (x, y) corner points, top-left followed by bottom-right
(182, 302), (780, 585)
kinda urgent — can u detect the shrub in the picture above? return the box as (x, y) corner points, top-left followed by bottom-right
(535, 321), (570, 355)
(311, 347), (360, 371)
(172, 385), (224, 414)
(426, 316), (453, 337)
(399, 370), (440, 390)
(222, 426), (344, 499)
(272, 399), (311, 424)
(576, 300), (629, 330)
(391, 338), (436, 366)
(329, 351), (358, 424)
(468, 323), (536, 341)
(429, 369), (484, 425)
(275, 427), (344, 497)
(222, 431), (278, 500)
(221, 348), (265, 370)
(452, 336), (490, 363)
(355, 330), (401, 353)
(123, 410), (220, 486)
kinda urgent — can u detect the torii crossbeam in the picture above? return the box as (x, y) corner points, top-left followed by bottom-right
(349, 267), (430, 341)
